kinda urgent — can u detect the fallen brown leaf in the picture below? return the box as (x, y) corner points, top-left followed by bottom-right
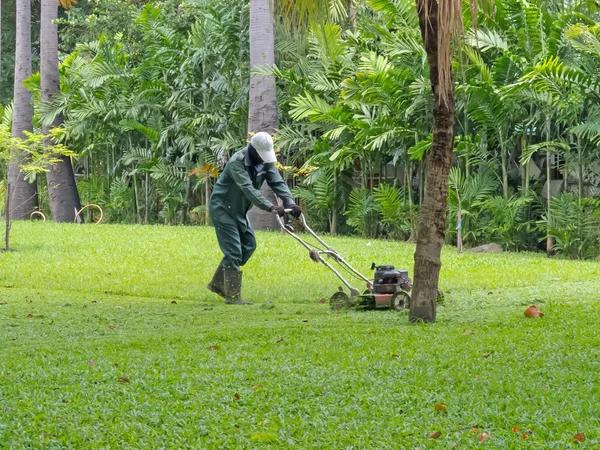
(233, 393), (240, 400)
(428, 431), (442, 439)
(118, 377), (129, 383)
(89, 360), (96, 366)
(319, 298), (327, 304)
(573, 433), (585, 443)
(482, 352), (491, 358)
(250, 384), (263, 391)
(463, 330), (474, 335)
(206, 345), (220, 351)
(434, 403), (448, 412)
(276, 338), (284, 343)
(524, 305), (544, 318)
(27, 313), (33, 318)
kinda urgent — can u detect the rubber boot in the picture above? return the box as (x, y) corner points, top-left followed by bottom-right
(223, 268), (253, 305)
(207, 264), (226, 299)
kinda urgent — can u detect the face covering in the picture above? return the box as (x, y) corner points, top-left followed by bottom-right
(248, 144), (264, 171)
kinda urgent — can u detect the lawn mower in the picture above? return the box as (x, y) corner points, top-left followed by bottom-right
(277, 210), (422, 312)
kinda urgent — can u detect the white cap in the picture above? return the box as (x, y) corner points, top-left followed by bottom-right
(250, 132), (277, 163)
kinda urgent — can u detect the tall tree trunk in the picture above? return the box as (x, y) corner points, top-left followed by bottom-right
(546, 150), (554, 256)
(246, 0), (279, 230)
(500, 135), (508, 198)
(42, 0), (82, 222)
(348, 4), (357, 27)
(521, 134), (528, 194)
(181, 175), (192, 225)
(576, 136), (583, 209)
(410, 0), (455, 323)
(145, 172), (150, 224)
(8, 0), (38, 220)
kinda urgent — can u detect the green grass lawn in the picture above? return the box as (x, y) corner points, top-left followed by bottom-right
(1, 222), (599, 449)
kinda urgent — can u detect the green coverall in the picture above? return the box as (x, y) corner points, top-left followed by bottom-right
(208, 147), (294, 270)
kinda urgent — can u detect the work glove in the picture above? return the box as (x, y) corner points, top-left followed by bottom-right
(270, 205), (286, 217)
(288, 204), (302, 219)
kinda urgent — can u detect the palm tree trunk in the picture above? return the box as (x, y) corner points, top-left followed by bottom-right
(8, 0), (38, 220)
(521, 134), (528, 194)
(145, 172), (149, 225)
(546, 150), (554, 256)
(576, 136), (583, 209)
(42, 0), (82, 222)
(348, 3), (357, 27)
(246, 0), (279, 230)
(181, 175), (192, 225)
(500, 136), (508, 198)
(410, 0), (455, 324)
(331, 170), (338, 236)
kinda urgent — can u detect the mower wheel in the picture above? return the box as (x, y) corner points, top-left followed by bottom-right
(390, 291), (411, 311)
(330, 291), (351, 311)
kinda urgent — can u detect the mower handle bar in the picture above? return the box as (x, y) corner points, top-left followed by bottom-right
(276, 210), (369, 297)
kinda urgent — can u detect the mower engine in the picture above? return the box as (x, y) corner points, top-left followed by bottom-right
(372, 263), (412, 294)
(362, 263), (413, 311)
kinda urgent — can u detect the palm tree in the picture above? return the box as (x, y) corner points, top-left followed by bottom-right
(247, 0), (348, 230)
(409, 0), (463, 323)
(246, 0), (280, 230)
(8, 0), (37, 220)
(42, 0), (82, 222)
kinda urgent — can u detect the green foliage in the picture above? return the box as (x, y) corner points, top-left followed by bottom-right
(39, 1), (249, 224)
(538, 193), (600, 259)
(0, 125), (75, 183)
(345, 188), (378, 238)
(77, 176), (108, 206)
(372, 184), (413, 239)
(3, 0), (600, 252)
(481, 194), (537, 250)
(293, 167), (351, 232)
(448, 167), (499, 246)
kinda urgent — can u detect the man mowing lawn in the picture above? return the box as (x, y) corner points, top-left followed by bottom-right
(207, 132), (302, 305)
